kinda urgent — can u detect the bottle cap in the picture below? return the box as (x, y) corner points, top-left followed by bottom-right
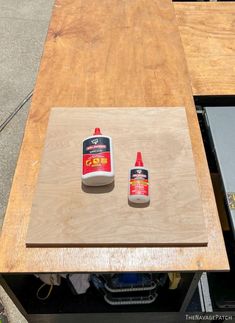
(135, 152), (144, 167)
(93, 128), (102, 135)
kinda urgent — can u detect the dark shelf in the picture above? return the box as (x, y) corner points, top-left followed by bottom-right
(3, 273), (194, 314)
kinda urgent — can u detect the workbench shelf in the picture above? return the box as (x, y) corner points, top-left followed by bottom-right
(2, 273), (196, 315)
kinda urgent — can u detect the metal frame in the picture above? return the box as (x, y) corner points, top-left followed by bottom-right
(0, 275), (28, 321)
(198, 272), (213, 312)
(180, 272), (202, 312)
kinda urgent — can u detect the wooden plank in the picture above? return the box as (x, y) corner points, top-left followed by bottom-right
(26, 107), (207, 247)
(0, 0), (228, 272)
(175, 2), (235, 96)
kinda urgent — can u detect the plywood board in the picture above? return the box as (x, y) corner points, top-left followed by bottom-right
(26, 107), (207, 247)
(0, 0), (228, 272)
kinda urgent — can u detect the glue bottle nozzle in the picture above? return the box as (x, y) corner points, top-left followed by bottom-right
(93, 128), (102, 135)
(135, 152), (144, 167)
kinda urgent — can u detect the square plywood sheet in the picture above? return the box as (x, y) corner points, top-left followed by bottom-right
(26, 107), (207, 247)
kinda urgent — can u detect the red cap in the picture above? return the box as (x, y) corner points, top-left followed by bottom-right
(93, 128), (102, 135)
(135, 152), (144, 167)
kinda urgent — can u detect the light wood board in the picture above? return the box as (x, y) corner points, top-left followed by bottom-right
(175, 2), (235, 96)
(26, 107), (207, 247)
(0, 0), (228, 272)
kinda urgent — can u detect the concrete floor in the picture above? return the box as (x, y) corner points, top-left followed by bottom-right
(0, 1), (54, 321)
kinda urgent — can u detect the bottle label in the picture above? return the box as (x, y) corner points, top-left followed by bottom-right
(83, 137), (111, 175)
(130, 169), (149, 196)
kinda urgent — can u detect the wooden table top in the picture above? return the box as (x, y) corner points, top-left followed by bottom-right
(175, 2), (235, 96)
(0, 0), (229, 272)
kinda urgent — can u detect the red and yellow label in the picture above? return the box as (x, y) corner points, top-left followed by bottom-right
(130, 179), (149, 196)
(129, 169), (149, 196)
(82, 136), (111, 175)
(83, 152), (111, 174)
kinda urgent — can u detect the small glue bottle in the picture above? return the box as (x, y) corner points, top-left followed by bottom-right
(82, 128), (114, 186)
(128, 152), (150, 204)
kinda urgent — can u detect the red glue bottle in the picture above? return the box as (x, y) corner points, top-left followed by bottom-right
(128, 152), (150, 204)
(82, 128), (114, 186)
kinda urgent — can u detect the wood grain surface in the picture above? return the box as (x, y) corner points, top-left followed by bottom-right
(175, 2), (235, 96)
(26, 108), (207, 247)
(0, 0), (228, 272)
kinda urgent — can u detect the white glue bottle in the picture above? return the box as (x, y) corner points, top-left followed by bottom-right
(128, 152), (150, 204)
(82, 128), (114, 186)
